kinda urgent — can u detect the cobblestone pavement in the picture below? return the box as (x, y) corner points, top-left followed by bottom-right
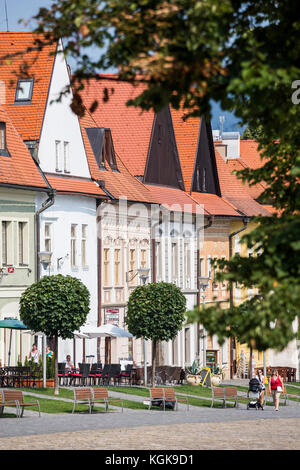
(0, 418), (299, 450)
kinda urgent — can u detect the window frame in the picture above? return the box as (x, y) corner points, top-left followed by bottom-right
(0, 122), (10, 157)
(14, 78), (34, 103)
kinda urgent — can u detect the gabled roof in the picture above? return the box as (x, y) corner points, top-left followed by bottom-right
(170, 108), (201, 194)
(0, 105), (48, 190)
(80, 75), (154, 177)
(0, 32), (57, 141)
(79, 108), (158, 204)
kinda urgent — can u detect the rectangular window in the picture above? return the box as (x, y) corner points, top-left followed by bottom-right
(1, 221), (13, 266)
(184, 242), (191, 288)
(155, 241), (162, 281)
(55, 140), (62, 172)
(171, 242), (178, 281)
(81, 224), (87, 267)
(103, 248), (110, 286)
(44, 223), (52, 253)
(70, 224), (77, 268)
(18, 221), (28, 266)
(0, 123), (6, 150)
(0, 122), (9, 157)
(140, 249), (147, 268)
(129, 248), (136, 285)
(64, 141), (70, 173)
(2, 221), (9, 266)
(15, 79), (34, 102)
(114, 249), (121, 285)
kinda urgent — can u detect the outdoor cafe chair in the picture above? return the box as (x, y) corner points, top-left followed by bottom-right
(120, 364), (133, 385)
(70, 363), (91, 386)
(58, 363), (67, 386)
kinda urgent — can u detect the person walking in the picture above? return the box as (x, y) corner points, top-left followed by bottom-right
(268, 369), (285, 411)
(255, 369), (265, 407)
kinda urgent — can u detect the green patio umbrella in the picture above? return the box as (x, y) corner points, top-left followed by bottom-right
(0, 317), (28, 366)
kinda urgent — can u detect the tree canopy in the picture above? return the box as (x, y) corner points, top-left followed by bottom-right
(30, 1), (300, 350)
(20, 274), (90, 339)
(126, 281), (186, 385)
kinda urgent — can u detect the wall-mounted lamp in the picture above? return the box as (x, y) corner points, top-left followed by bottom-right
(38, 251), (52, 271)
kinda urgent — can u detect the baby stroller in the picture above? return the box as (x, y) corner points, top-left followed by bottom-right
(247, 378), (264, 410)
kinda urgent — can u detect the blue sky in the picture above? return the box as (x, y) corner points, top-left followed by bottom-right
(0, 0), (53, 32)
(0, 0), (241, 131)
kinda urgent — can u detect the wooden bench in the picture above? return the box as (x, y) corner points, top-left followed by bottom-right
(72, 388), (93, 414)
(1, 390), (40, 418)
(0, 391), (20, 418)
(149, 388), (165, 410)
(163, 388), (189, 411)
(92, 388), (123, 412)
(211, 387), (225, 408)
(211, 387), (238, 408)
(149, 388), (189, 411)
(224, 387), (238, 408)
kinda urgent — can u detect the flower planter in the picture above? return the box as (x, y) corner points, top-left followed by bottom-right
(211, 374), (222, 386)
(46, 379), (54, 387)
(186, 374), (202, 386)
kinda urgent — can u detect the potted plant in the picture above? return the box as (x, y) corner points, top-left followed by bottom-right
(211, 364), (224, 386)
(185, 359), (202, 385)
(46, 354), (55, 387)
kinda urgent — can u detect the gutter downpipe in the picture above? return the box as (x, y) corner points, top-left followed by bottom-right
(196, 215), (214, 361)
(35, 189), (56, 388)
(228, 216), (250, 379)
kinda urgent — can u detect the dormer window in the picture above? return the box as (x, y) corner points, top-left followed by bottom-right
(0, 122), (10, 157)
(15, 79), (34, 103)
(86, 127), (118, 171)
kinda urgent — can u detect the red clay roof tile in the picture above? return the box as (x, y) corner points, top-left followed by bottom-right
(0, 32), (57, 141)
(0, 105), (48, 189)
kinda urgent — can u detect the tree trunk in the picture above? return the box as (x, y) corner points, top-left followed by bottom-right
(54, 334), (59, 395)
(152, 340), (157, 387)
(249, 346), (253, 379)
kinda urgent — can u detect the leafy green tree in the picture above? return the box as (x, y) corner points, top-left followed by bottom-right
(20, 275), (90, 394)
(242, 125), (265, 141)
(126, 282), (186, 386)
(27, 1), (300, 350)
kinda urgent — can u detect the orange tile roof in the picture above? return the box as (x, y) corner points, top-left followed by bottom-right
(214, 148), (272, 216)
(170, 109), (201, 193)
(0, 32), (57, 141)
(190, 192), (241, 217)
(0, 105), (48, 189)
(145, 184), (205, 214)
(240, 140), (266, 169)
(46, 174), (106, 198)
(79, 108), (158, 204)
(80, 75), (154, 176)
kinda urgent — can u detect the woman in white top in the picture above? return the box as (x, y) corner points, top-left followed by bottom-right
(255, 369), (265, 406)
(28, 344), (40, 367)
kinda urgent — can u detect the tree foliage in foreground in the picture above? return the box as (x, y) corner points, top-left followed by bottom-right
(126, 282), (186, 385)
(20, 275), (90, 392)
(30, 1), (300, 350)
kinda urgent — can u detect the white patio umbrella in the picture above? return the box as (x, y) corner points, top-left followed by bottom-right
(75, 324), (133, 365)
(76, 324), (133, 339)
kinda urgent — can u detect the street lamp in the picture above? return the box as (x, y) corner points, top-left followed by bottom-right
(38, 251), (52, 274)
(198, 276), (210, 368)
